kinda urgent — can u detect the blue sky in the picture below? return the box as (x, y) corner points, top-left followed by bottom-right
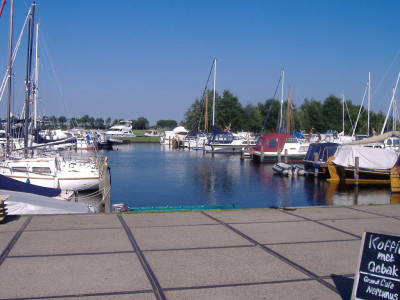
(0, 0), (399, 126)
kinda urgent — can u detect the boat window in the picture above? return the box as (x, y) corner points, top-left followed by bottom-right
(256, 139), (263, 146)
(267, 138), (278, 147)
(32, 167), (52, 174)
(394, 139), (400, 146)
(12, 167), (27, 173)
(286, 138), (297, 143)
(387, 139), (393, 145)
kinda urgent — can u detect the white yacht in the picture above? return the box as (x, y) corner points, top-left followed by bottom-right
(105, 120), (136, 138)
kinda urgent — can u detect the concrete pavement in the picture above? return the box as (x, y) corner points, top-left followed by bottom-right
(1, 204), (400, 299)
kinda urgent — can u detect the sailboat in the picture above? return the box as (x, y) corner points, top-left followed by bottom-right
(0, 1), (103, 195)
(183, 58), (217, 150)
(252, 71), (309, 163)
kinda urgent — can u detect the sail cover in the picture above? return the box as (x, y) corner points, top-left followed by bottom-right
(3, 190), (92, 215)
(333, 145), (399, 169)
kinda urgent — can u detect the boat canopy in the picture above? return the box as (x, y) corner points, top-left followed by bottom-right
(333, 145), (399, 169)
(208, 127), (234, 144)
(304, 142), (340, 162)
(254, 133), (293, 152)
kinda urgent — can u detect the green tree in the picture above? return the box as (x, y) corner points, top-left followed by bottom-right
(133, 117), (149, 129)
(299, 98), (324, 132)
(243, 103), (263, 132)
(105, 117), (111, 128)
(258, 99), (280, 133)
(95, 118), (104, 128)
(58, 116), (67, 126)
(214, 90), (244, 131)
(79, 115), (89, 128)
(322, 95), (342, 132)
(156, 120), (177, 128)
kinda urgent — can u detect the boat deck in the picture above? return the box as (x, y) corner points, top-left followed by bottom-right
(1, 204), (399, 299)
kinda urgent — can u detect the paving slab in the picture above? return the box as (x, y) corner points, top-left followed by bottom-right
(0, 253), (152, 299)
(0, 231), (15, 254)
(0, 216), (28, 232)
(26, 214), (122, 230)
(132, 224), (253, 250)
(164, 280), (342, 300)
(144, 247), (308, 289)
(349, 204), (400, 217)
(320, 217), (400, 237)
(121, 212), (218, 228)
(206, 208), (304, 224)
(9, 228), (133, 256)
(231, 220), (355, 244)
(285, 206), (376, 221)
(56, 294), (157, 300)
(268, 240), (361, 277)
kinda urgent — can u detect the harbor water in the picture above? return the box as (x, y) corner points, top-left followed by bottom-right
(94, 143), (397, 210)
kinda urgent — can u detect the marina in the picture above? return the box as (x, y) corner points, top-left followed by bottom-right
(100, 143), (397, 211)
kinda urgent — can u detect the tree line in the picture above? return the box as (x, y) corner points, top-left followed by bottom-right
(38, 115), (177, 131)
(34, 89), (392, 135)
(181, 90), (391, 135)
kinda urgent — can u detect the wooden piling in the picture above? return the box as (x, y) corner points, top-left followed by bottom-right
(278, 148), (281, 163)
(314, 152), (319, 177)
(284, 149), (288, 164)
(354, 156), (359, 186)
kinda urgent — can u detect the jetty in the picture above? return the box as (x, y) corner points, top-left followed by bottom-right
(1, 204), (399, 299)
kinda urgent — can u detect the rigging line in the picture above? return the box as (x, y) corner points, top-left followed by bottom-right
(190, 59), (215, 132)
(373, 48), (400, 99)
(352, 82), (368, 136)
(261, 74), (282, 133)
(344, 99), (354, 134)
(0, 5), (33, 102)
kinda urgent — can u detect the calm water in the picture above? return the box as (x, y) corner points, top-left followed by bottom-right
(97, 143), (397, 209)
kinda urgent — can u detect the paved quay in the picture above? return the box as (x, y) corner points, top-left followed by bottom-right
(1, 204), (400, 300)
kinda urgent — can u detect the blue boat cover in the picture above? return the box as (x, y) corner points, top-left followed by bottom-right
(0, 174), (61, 197)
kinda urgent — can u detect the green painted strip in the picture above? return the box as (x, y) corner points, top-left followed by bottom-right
(126, 204), (238, 212)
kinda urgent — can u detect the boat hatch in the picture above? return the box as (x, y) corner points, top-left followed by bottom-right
(32, 167), (52, 174)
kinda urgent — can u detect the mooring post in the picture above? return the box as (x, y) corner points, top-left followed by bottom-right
(314, 152), (319, 177)
(278, 148), (281, 163)
(284, 149), (288, 164)
(260, 146), (264, 162)
(354, 156), (359, 185)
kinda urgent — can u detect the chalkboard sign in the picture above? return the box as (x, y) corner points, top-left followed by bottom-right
(352, 231), (400, 300)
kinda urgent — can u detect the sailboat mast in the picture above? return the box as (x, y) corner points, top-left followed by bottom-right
(6, 0), (14, 158)
(34, 22), (39, 130)
(367, 71), (370, 136)
(381, 72), (400, 135)
(286, 85), (291, 133)
(212, 58), (216, 126)
(204, 91), (208, 132)
(23, 1), (35, 158)
(279, 69), (284, 132)
(342, 94), (345, 134)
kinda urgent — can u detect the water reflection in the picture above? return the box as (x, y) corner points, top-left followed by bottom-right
(102, 144), (394, 209)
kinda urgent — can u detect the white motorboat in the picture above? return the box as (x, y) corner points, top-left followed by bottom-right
(144, 129), (163, 137)
(105, 120), (136, 138)
(205, 128), (257, 153)
(182, 132), (208, 149)
(160, 126), (188, 145)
